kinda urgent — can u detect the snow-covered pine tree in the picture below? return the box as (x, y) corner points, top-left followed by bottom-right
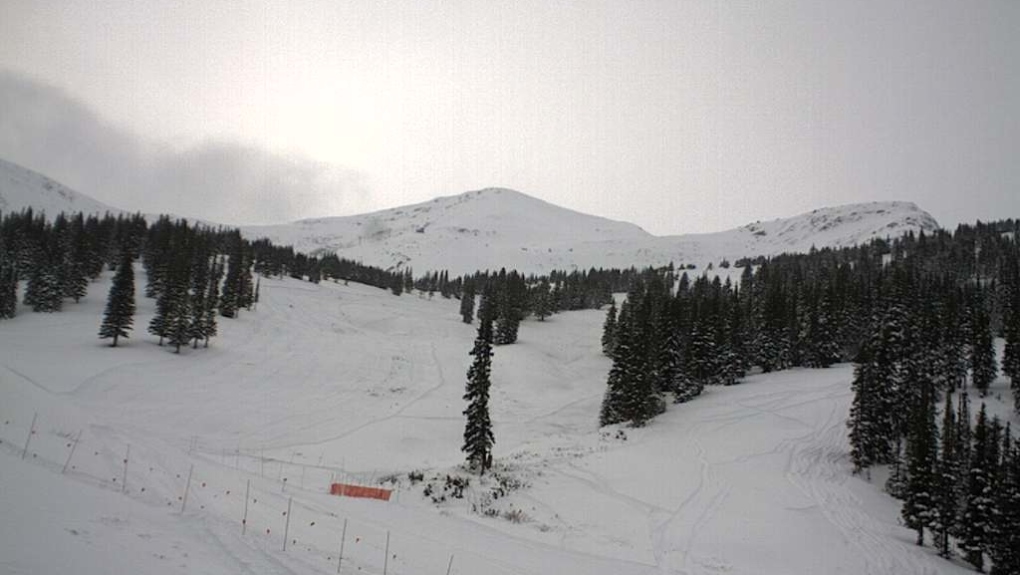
(62, 213), (90, 303)
(188, 236), (211, 348)
(988, 432), (1020, 575)
(202, 258), (222, 347)
(933, 390), (958, 558)
(462, 287), (495, 475)
(901, 375), (938, 546)
(459, 280), (476, 324)
(532, 279), (552, 321)
(958, 404), (995, 571)
(98, 250), (136, 347)
(25, 262), (62, 312)
(494, 270), (524, 345)
(848, 342), (890, 472)
(220, 238), (243, 318)
(1002, 260), (1020, 412)
(601, 301), (617, 357)
(0, 243), (17, 319)
(969, 290), (997, 397)
(600, 298), (632, 427)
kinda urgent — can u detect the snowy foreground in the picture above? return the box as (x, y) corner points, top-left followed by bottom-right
(0, 271), (992, 574)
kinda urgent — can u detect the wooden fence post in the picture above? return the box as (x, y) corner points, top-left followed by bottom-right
(21, 412), (37, 460)
(337, 518), (347, 574)
(122, 444), (130, 493)
(282, 497), (293, 551)
(242, 479), (250, 535)
(61, 429), (82, 474)
(383, 530), (390, 575)
(181, 465), (194, 513)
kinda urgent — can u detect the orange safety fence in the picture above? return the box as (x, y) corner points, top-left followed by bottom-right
(329, 483), (392, 501)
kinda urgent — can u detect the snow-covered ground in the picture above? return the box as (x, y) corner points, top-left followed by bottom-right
(3, 268), (1011, 575)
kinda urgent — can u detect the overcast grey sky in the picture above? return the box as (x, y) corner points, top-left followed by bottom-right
(0, 1), (1017, 234)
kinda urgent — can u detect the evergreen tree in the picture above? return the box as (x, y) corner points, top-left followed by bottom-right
(532, 279), (552, 321)
(601, 301), (617, 357)
(62, 213), (90, 303)
(598, 284), (660, 427)
(970, 293), (997, 396)
(459, 280), (476, 324)
(933, 390), (958, 558)
(25, 264), (62, 312)
(494, 270), (524, 345)
(148, 281), (172, 345)
(188, 238), (211, 348)
(1002, 271), (1020, 412)
(989, 433), (1020, 575)
(98, 250), (136, 347)
(959, 404), (995, 571)
(220, 239), (243, 318)
(901, 376), (938, 545)
(462, 287), (495, 475)
(0, 257), (17, 320)
(202, 259), (222, 347)
(848, 344), (890, 472)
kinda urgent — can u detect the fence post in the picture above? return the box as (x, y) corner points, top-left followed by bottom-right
(21, 412), (38, 460)
(122, 444), (130, 493)
(61, 429), (83, 474)
(282, 497), (293, 551)
(337, 518), (347, 574)
(242, 479), (250, 535)
(383, 530), (390, 575)
(181, 465), (194, 513)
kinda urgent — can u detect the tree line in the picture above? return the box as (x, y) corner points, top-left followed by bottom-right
(0, 209), (419, 349)
(579, 219), (1020, 572)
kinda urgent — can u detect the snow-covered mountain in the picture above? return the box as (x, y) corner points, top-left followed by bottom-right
(0, 158), (121, 217)
(0, 157), (940, 275)
(243, 188), (940, 275)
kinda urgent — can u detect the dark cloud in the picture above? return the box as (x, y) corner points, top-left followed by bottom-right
(0, 70), (366, 224)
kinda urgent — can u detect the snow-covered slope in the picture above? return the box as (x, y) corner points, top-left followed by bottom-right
(0, 158), (121, 217)
(243, 191), (939, 275)
(2, 271), (1005, 575)
(242, 187), (654, 274)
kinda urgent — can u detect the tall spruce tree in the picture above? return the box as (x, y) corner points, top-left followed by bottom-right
(848, 343), (889, 472)
(25, 263), (62, 312)
(220, 239), (244, 318)
(989, 433), (1020, 575)
(933, 390), (959, 558)
(959, 404), (995, 571)
(1002, 274), (1020, 412)
(901, 376), (938, 545)
(459, 280), (476, 324)
(601, 301), (617, 357)
(0, 257), (16, 320)
(969, 292), (997, 396)
(532, 279), (552, 321)
(202, 259), (222, 347)
(98, 250), (136, 347)
(462, 287), (495, 475)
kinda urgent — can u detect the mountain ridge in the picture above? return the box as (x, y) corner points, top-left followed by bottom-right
(0, 157), (940, 274)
